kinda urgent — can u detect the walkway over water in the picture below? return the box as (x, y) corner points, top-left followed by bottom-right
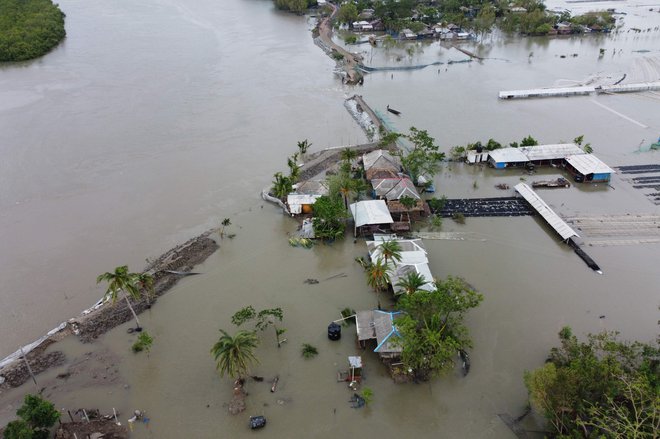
(514, 183), (578, 241)
(499, 81), (660, 99)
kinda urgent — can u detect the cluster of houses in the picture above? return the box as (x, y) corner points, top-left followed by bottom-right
(355, 234), (436, 369)
(287, 149), (430, 236)
(466, 143), (615, 183)
(351, 11), (473, 41)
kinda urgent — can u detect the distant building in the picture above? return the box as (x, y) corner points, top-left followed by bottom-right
(400, 29), (417, 40)
(286, 180), (329, 215)
(352, 21), (373, 31)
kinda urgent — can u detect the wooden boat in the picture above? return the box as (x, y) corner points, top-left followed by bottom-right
(386, 105), (401, 115)
(532, 177), (570, 188)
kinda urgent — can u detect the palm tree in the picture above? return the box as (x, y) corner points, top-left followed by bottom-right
(97, 266), (143, 330)
(210, 329), (259, 380)
(220, 218), (231, 238)
(133, 272), (155, 304)
(366, 258), (390, 309)
(395, 271), (428, 295)
(378, 240), (402, 269)
(271, 172), (293, 200)
(340, 148), (357, 165)
(287, 156), (301, 183)
(297, 139), (312, 156)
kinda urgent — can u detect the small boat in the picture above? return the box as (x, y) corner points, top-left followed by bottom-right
(532, 177), (570, 188)
(386, 105), (401, 116)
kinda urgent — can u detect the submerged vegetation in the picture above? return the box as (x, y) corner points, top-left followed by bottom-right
(0, 0), (66, 62)
(525, 327), (659, 437)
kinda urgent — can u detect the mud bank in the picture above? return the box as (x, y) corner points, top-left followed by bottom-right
(0, 231), (219, 390)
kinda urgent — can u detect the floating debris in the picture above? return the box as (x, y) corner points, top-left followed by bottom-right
(289, 237), (314, 248)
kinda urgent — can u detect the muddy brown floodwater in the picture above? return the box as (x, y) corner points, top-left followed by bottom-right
(1, 0), (659, 437)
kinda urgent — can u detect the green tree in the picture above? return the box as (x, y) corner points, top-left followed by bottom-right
(520, 135), (539, 146)
(0, 0), (66, 62)
(220, 218), (232, 239)
(133, 272), (155, 304)
(378, 240), (402, 269)
(399, 195), (418, 211)
(395, 271), (428, 295)
(337, 3), (359, 25)
(297, 139), (312, 156)
(97, 265), (144, 330)
(232, 306), (286, 347)
(396, 276), (483, 379)
(398, 127), (445, 183)
(287, 155), (301, 182)
(12, 394), (60, 439)
(524, 327), (660, 437)
(474, 3), (496, 40)
(311, 195), (346, 240)
(272, 172), (293, 200)
(366, 258), (390, 308)
(210, 329), (259, 379)
(3, 420), (33, 439)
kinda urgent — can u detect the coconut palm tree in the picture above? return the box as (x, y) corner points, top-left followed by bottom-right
(210, 329), (259, 380)
(378, 240), (402, 269)
(340, 148), (357, 165)
(297, 139), (312, 157)
(287, 156), (301, 183)
(133, 272), (155, 304)
(366, 258), (390, 309)
(395, 271), (428, 296)
(220, 218), (231, 239)
(97, 265), (144, 330)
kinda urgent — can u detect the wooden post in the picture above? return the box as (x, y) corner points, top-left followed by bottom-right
(67, 410), (74, 423)
(19, 346), (37, 387)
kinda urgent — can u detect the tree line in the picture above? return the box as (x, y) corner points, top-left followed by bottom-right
(0, 0), (66, 62)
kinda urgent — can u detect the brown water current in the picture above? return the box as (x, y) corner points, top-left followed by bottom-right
(1, 0), (660, 437)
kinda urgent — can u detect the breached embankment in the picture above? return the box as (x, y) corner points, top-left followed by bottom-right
(0, 231), (219, 390)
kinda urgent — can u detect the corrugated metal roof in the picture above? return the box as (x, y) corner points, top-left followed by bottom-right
(521, 143), (585, 161)
(372, 178), (420, 200)
(514, 183), (579, 241)
(499, 86), (595, 99)
(293, 180), (329, 195)
(350, 200), (394, 227)
(488, 148), (528, 163)
(287, 194), (322, 214)
(366, 238), (434, 293)
(363, 149), (401, 171)
(565, 154), (615, 175)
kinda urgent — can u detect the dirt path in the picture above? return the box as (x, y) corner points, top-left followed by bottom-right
(316, 3), (363, 84)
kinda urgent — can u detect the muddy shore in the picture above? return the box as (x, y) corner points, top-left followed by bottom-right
(0, 230), (219, 392)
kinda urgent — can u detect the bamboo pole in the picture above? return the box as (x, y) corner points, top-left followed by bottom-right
(19, 346), (37, 387)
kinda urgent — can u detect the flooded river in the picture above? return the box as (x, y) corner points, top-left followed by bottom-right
(1, 0), (659, 437)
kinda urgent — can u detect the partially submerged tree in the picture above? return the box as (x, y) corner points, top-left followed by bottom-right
(397, 127), (445, 183)
(524, 327), (659, 437)
(132, 331), (154, 354)
(220, 218), (232, 239)
(5, 394), (60, 439)
(232, 306), (287, 347)
(395, 276), (483, 379)
(366, 258), (390, 309)
(211, 329), (259, 380)
(311, 195), (346, 241)
(271, 172), (293, 200)
(297, 139), (312, 156)
(97, 265), (145, 330)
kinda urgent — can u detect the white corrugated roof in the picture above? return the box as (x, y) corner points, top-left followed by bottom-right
(565, 154), (615, 175)
(287, 194), (322, 214)
(514, 183), (578, 241)
(521, 143), (585, 161)
(488, 148), (528, 163)
(350, 200), (394, 227)
(366, 238), (434, 294)
(499, 86), (595, 99)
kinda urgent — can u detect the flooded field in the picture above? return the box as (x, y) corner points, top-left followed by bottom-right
(1, 0), (659, 437)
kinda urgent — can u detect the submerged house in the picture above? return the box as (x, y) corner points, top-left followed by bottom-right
(486, 143), (614, 183)
(356, 310), (403, 361)
(367, 236), (434, 294)
(363, 149), (402, 180)
(349, 200), (394, 237)
(286, 180), (329, 215)
(371, 177), (420, 201)
(564, 154), (614, 182)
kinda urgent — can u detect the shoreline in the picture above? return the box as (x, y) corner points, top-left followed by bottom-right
(0, 230), (219, 390)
